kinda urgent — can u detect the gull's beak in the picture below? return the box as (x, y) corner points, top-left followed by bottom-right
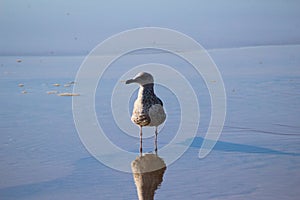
(125, 79), (135, 84)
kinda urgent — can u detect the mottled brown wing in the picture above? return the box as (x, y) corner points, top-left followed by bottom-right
(132, 112), (151, 127)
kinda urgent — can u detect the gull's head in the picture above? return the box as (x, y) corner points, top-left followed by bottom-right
(125, 72), (154, 86)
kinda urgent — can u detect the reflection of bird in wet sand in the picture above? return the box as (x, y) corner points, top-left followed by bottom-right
(126, 72), (166, 154)
(131, 154), (167, 200)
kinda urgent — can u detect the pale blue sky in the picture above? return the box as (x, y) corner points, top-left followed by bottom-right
(1, 0), (300, 55)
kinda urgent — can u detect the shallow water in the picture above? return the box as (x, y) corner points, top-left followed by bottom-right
(0, 45), (300, 199)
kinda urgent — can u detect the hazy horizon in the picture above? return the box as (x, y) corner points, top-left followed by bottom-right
(1, 0), (300, 56)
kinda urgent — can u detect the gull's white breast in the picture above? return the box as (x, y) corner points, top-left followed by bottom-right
(148, 104), (166, 127)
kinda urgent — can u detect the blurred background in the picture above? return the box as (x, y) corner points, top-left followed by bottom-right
(1, 0), (300, 55)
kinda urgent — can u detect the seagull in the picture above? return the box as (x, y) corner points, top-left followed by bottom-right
(126, 72), (166, 154)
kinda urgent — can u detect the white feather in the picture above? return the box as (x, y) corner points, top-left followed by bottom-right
(148, 104), (166, 127)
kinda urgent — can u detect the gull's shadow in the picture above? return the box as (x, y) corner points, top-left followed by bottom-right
(187, 137), (300, 156)
(131, 154), (167, 200)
